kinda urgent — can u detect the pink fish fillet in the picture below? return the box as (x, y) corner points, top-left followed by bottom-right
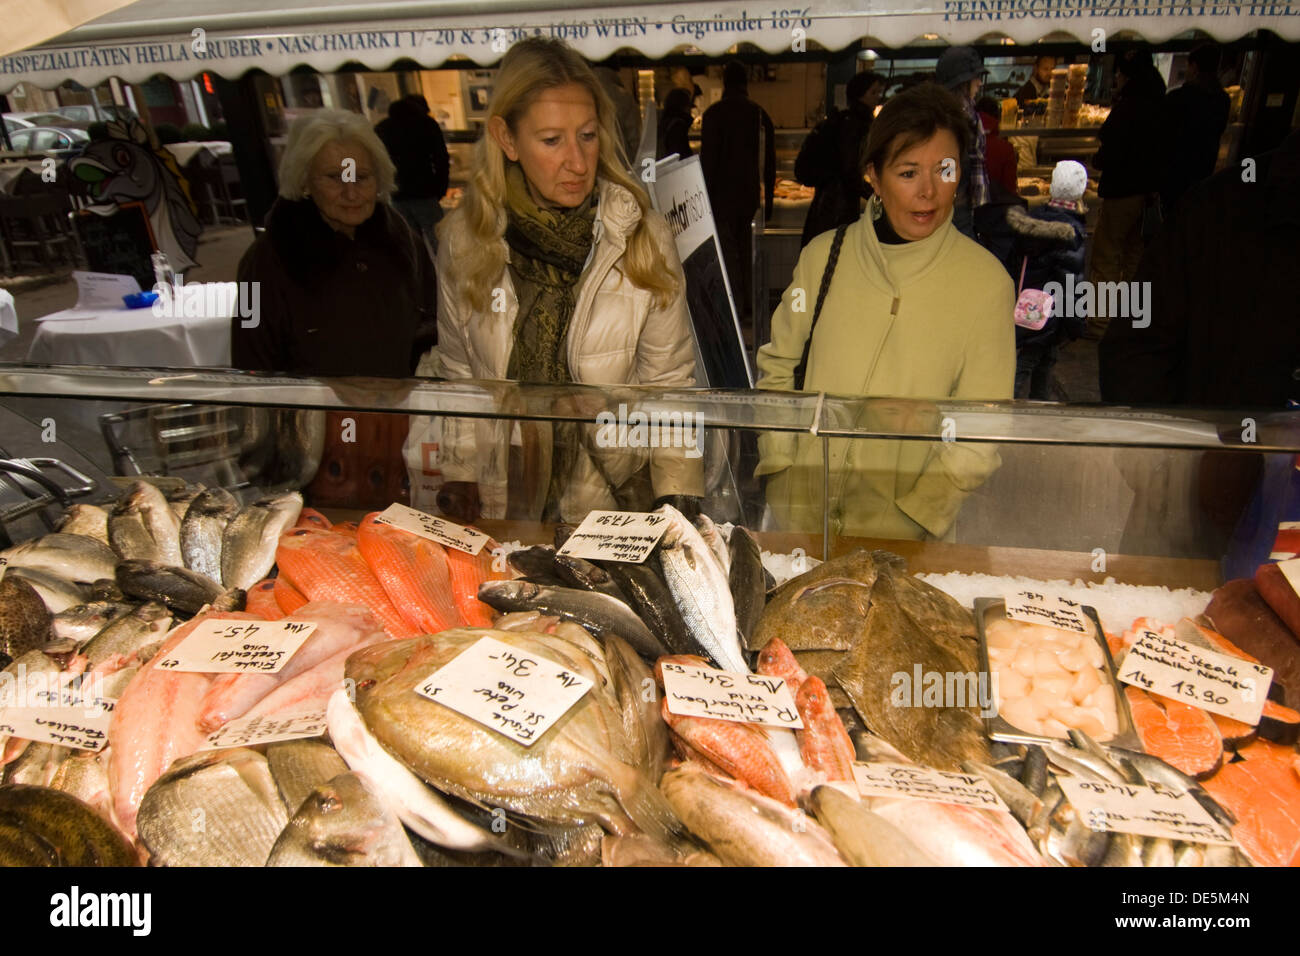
(238, 631), (386, 722)
(196, 601), (388, 733)
(107, 611), (259, 839)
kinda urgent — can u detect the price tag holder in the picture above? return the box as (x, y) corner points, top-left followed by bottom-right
(1004, 590), (1091, 635)
(199, 709), (328, 751)
(851, 762), (1009, 811)
(374, 503), (489, 555)
(1278, 556), (1300, 596)
(1058, 777), (1234, 845)
(415, 636), (593, 748)
(152, 619), (317, 674)
(556, 510), (669, 564)
(661, 661), (803, 730)
(1118, 629), (1271, 725)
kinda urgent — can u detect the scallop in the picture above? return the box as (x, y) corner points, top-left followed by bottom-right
(1010, 646), (1038, 678)
(1069, 666), (1102, 704)
(1041, 717), (1071, 739)
(1099, 703), (1120, 737)
(1034, 673), (1073, 698)
(1073, 709), (1109, 740)
(1000, 696), (1039, 732)
(986, 621), (1019, 651)
(1082, 684), (1115, 712)
(1081, 638), (1105, 669)
(1028, 686), (1058, 720)
(995, 667), (1030, 700)
(1034, 648), (1064, 677)
(1058, 647), (1091, 671)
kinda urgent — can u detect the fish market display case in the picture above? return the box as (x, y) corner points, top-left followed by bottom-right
(1, 364), (1298, 867)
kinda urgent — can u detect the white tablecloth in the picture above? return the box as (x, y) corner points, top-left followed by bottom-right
(26, 286), (234, 368)
(163, 141), (234, 167)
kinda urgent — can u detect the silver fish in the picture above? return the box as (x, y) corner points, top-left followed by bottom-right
(51, 601), (135, 645)
(111, 481), (183, 567)
(57, 504), (110, 545)
(80, 602), (173, 669)
(221, 492), (303, 590)
(180, 488), (241, 583)
(476, 580), (667, 660)
(656, 505), (747, 673)
(809, 784), (938, 866)
(265, 771), (421, 867)
(2, 742), (69, 787)
(266, 739), (349, 815)
(0, 533), (118, 584)
(4, 567), (88, 614)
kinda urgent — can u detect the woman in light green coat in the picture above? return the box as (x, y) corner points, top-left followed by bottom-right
(756, 83), (1015, 541)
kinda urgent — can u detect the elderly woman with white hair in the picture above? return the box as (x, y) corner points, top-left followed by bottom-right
(232, 109), (437, 376)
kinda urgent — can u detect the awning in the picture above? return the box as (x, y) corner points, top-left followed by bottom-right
(0, 0), (139, 60)
(2, 0), (1296, 93)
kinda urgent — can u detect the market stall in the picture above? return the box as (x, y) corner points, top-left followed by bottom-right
(0, 365), (1297, 868)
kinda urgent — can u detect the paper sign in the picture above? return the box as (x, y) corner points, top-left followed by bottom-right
(0, 677), (115, 752)
(152, 619), (317, 674)
(374, 503), (489, 555)
(199, 709), (328, 751)
(1004, 591), (1091, 635)
(72, 270), (141, 310)
(1277, 557), (1300, 597)
(661, 660), (803, 729)
(557, 510), (669, 564)
(415, 636), (593, 747)
(1059, 777), (1233, 845)
(1118, 629), (1271, 725)
(851, 762), (1009, 811)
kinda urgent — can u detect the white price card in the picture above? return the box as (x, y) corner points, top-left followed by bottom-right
(0, 676), (115, 752)
(852, 762), (1009, 811)
(1277, 557), (1300, 596)
(199, 709), (327, 751)
(152, 619), (317, 674)
(1059, 777), (1233, 845)
(1118, 628), (1271, 725)
(1004, 590), (1091, 635)
(661, 661), (803, 730)
(374, 503), (489, 555)
(556, 510), (670, 564)
(415, 636), (593, 747)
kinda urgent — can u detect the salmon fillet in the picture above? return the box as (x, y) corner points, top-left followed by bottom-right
(1202, 740), (1300, 867)
(1125, 686), (1224, 780)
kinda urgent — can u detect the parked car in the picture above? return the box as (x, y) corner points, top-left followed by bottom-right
(1, 126), (90, 157)
(2, 115), (35, 133)
(53, 104), (133, 125)
(9, 112), (90, 130)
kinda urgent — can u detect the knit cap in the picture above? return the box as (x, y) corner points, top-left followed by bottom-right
(1051, 160), (1088, 202)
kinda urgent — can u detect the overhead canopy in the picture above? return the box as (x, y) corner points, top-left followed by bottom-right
(2, 0), (1296, 93)
(0, 0), (139, 60)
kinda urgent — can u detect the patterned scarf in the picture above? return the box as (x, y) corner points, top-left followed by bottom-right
(503, 162), (597, 383)
(963, 97), (991, 210)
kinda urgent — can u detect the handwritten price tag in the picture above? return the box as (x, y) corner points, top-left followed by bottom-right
(199, 709), (327, 751)
(1058, 777), (1233, 845)
(0, 677), (115, 752)
(851, 762), (1009, 811)
(1278, 557), (1300, 596)
(375, 503), (489, 555)
(661, 661), (803, 730)
(416, 636), (593, 747)
(153, 619), (317, 674)
(557, 510), (669, 564)
(1118, 629), (1271, 725)
(1004, 591), (1091, 635)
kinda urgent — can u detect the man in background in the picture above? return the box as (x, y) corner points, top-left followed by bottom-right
(375, 94), (450, 250)
(1158, 43), (1231, 217)
(1016, 55), (1057, 108)
(701, 61), (776, 322)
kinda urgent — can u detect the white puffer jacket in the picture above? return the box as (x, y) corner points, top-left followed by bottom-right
(421, 177), (704, 520)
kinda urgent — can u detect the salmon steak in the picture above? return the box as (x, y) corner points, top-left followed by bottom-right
(1202, 740), (1300, 867)
(1124, 686), (1224, 780)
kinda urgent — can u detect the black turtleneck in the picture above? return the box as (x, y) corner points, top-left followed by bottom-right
(873, 210), (907, 245)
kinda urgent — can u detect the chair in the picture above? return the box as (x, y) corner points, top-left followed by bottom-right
(0, 193), (79, 271)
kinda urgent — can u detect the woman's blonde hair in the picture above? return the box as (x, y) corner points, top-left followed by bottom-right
(442, 37), (678, 312)
(277, 109), (396, 201)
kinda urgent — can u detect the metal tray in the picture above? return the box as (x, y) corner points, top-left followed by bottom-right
(974, 597), (1140, 751)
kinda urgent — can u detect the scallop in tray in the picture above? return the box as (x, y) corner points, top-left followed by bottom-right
(974, 597), (1139, 750)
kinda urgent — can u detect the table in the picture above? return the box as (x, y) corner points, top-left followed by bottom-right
(163, 141), (233, 168)
(25, 282), (235, 367)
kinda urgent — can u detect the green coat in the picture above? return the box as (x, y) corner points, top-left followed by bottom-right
(756, 205), (1015, 540)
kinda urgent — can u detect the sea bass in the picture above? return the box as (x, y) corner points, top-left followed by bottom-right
(655, 505), (747, 673)
(266, 771), (422, 867)
(179, 488), (240, 583)
(221, 492), (303, 590)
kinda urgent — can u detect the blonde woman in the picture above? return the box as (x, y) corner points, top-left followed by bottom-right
(233, 109), (436, 376)
(425, 37), (702, 523)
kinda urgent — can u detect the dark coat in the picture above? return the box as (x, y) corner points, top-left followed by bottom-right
(375, 112), (450, 201)
(1008, 203), (1087, 346)
(1095, 71), (1166, 198)
(232, 198), (437, 377)
(1099, 128), (1300, 407)
(1158, 78), (1231, 213)
(797, 103), (873, 247)
(657, 108), (694, 161)
(701, 89), (776, 224)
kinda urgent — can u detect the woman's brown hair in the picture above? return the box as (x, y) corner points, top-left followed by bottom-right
(861, 82), (971, 175)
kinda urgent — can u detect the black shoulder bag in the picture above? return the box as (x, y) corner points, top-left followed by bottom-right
(791, 223), (849, 391)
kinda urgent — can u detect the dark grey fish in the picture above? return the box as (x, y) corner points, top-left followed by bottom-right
(116, 559), (244, 615)
(4, 567), (88, 614)
(0, 577), (52, 666)
(80, 602), (173, 669)
(601, 561), (699, 659)
(726, 526), (766, 650)
(1021, 745), (1049, 797)
(476, 580), (668, 660)
(551, 553), (626, 601)
(180, 488), (241, 583)
(506, 546), (568, 587)
(0, 785), (138, 866)
(88, 579), (127, 602)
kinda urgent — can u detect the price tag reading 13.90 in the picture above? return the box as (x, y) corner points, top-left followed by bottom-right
(415, 637), (594, 747)
(1118, 628), (1272, 725)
